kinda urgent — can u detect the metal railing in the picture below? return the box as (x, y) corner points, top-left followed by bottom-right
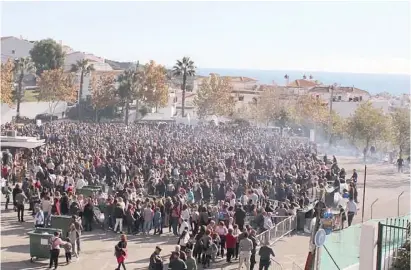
(256, 214), (298, 245)
(292, 262), (304, 270)
(271, 259), (283, 270)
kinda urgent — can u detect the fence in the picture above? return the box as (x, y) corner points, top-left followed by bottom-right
(292, 262), (304, 270)
(256, 214), (298, 245)
(376, 217), (410, 270)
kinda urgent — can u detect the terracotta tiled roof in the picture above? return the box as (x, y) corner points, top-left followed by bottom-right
(222, 76), (257, 83)
(197, 75), (258, 83)
(287, 79), (319, 88)
(1, 36), (13, 41)
(337, 86), (370, 96)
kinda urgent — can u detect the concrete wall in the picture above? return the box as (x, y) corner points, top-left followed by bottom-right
(1, 102), (68, 124)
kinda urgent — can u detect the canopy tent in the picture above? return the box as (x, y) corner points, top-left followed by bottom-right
(1, 141), (45, 149)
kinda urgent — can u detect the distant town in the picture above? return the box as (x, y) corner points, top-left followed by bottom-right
(1, 35), (410, 124)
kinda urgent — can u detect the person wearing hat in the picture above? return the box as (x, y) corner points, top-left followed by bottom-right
(149, 246), (163, 270)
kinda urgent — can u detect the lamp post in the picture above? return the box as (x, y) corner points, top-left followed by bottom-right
(328, 83), (337, 145)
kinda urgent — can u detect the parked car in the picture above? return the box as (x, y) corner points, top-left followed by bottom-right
(14, 116), (35, 124)
(35, 113), (58, 121)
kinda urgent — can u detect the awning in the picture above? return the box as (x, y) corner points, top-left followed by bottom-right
(0, 141), (45, 149)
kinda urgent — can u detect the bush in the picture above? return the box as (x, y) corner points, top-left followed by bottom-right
(392, 240), (410, 270)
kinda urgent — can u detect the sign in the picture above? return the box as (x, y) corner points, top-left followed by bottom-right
(40, 238), (49, 245)
(314, 229), (326, 247)
(36, 119), (42, 127)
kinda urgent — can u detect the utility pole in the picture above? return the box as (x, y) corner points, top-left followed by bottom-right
(306, 201), (325, 270)
(328, 84), (337, 145)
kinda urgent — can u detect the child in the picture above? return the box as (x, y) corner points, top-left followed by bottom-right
(153, 207), (162, 235)
(64, 238), (73, 264)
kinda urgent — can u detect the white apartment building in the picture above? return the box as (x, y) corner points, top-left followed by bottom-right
(308, 86), (371, 102)
(1, 36), (34, 62)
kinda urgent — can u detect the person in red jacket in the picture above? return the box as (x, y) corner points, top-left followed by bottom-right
(225, 228), (237, 263)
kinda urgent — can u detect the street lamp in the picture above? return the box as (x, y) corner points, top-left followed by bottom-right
(328, 83), (338, 145)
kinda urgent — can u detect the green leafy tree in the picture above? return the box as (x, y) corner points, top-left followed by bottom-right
(346, 102), (389, 160)
(390, 107), (410, 157)
(172, 57), (196, 117)
(13, 57), (36, 118)
(194, 74), (235, 119)
(29, 38), (65, 76)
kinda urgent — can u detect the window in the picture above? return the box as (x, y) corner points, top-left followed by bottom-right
(11, 50), (15, 54)
(359, 96), (363, 101)
(338, 96), (342, 101)
(238, 96), (244, 101)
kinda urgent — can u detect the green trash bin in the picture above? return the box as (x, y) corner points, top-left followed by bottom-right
(50, 215), (72, 238)
(77, 186), (102, 197)
(27, 229), (61, 262)
(34, 227), (63, 235)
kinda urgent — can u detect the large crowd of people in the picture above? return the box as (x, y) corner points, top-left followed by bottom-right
(1, 121), (360, 270)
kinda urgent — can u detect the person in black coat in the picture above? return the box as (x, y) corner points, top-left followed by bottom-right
(60, 193), (70, 215)
(83, 198), (94, 232)
(12, 184), (22, 211)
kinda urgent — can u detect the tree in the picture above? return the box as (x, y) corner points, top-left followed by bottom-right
(29, 38), (65, 76)
(117, 65), (141, 125)
(346, 102), (389, 160)
(13, 57), (35, 118)
(390, 107), (410, 157)
(141, 60), (168, 112)
(90, 73), (117, 122)
(253, 87), (282, 125)
(194, 74), (235, 119)
(329, 111), (346, 143)
(70, 59), (95, 120)
(37, 68), (77, 118)
(294, 94), (329, 127)
(0, 59), (14, 105)
(172, 57), (196, 117)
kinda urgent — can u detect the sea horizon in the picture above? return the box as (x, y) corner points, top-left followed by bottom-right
(197, 68), (410, 96)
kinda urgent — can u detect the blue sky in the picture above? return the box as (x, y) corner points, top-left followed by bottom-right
(1, 1), (410, 74)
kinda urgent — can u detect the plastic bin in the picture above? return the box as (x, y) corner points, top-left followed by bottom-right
(76, 186), (102, 197)
(50, 215), (72, 238)
(27, 228), (61, 262)
(34, 227), (63, 235)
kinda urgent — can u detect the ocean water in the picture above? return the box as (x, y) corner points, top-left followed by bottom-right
(197, 68), (410, 95)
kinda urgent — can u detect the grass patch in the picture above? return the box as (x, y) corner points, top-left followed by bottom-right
(22, 90), (41, 102)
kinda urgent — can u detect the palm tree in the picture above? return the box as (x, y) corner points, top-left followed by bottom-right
(117, 64), (140, 125)
(70, 59), (94, 120)
(13, 57), (35, 118)
(70, 59), (95, 102)
(172, 57), (196, 117)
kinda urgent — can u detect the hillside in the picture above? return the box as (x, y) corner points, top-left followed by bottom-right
(104, 59), (134, 70)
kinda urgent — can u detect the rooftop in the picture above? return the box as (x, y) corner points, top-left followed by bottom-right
(287, 79), (320, 88)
